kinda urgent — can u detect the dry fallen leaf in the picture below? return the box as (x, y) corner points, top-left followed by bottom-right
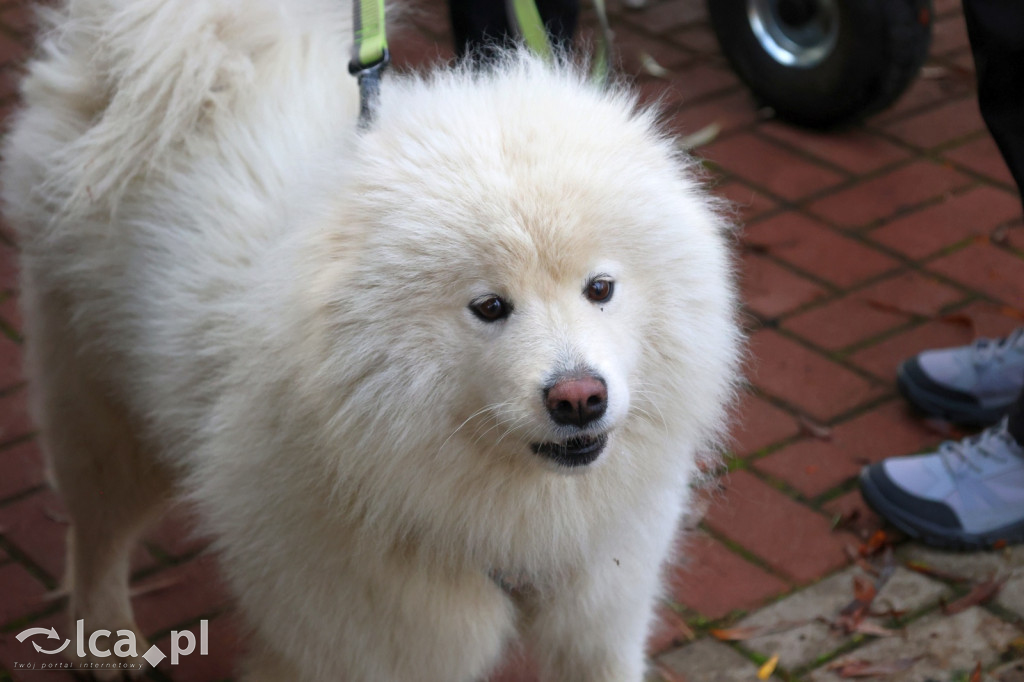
(844, 543), (879, 575)
(864, 298), (928, 318)
(992, 223), (1011, 246)
(922, 417), (967, 440)
(943, 576), (1006, 615)
(997, 306), (1024, 322)
(850, 620), (899, 638)
(940, 313), (977, 336)
(859, 530), (889, 557)
(969, 661), (983, 682)
(835, 552), (895, 634)
(904, 560), (968, 584)
(710, 619), (810, 641)
(639, 52), (672, 79)
(827, 657), (920, 677)
(757, 653), (779, 679)
(677, 122), (721, 152)
(831, 509), (862, 532)
(798, 414), (832, 440)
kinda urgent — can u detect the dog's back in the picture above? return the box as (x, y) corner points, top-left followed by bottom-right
(3, 0), (360, 447)
(4, 0), (355, 217)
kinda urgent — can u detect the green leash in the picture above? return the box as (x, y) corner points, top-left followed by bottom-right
(348, 0), (614, 124)
(507, 0), (614, 86)
(349, 0), (390, 126)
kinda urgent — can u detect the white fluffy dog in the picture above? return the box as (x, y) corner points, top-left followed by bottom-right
(1, 0), (741, 679)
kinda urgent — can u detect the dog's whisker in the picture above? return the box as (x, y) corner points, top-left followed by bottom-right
(436, 401), (511, 456)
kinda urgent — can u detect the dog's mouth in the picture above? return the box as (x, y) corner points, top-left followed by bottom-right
(530, 433), (608, 467)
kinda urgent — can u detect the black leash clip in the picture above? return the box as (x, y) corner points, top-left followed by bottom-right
(349, 49), (390, 128)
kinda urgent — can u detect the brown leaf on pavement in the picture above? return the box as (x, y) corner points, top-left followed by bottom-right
(797, 414), (833, 440)
(859, 530), (890, 558)
(834, 575), (876, 634)
(827, 657), (921, 677)
(835, 550), (896, 634)
(921, 417), (967, 440)
(968, 661), (983, 682)
(868, 606), (908, 620)
(864, 299), (929, 319)
(904, 560), (969, 584)
(850, 620), (900, 637)
(992, 223), (1011, 247)
(710, 620), (810, 641)
(940, 313), (977, 336)
(998, 305), (1024, 322)
(942, 575), (1006, 615)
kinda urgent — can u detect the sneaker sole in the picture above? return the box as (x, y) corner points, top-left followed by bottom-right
(897, 362), (1007, 426)
(859, 467), (1024, 551)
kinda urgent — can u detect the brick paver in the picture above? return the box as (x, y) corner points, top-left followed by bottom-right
(1, 1), (1022, 681)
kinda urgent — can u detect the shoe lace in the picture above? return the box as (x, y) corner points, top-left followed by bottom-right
(970, 327), (1024, 366)
(939, 417), (1021, 475)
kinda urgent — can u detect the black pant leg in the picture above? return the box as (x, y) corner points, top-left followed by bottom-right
(449, 0), (512, 60)
(961, 0), (1024, 208)
(1008, 388), (1024, 445)
(535, 0), (580, 52)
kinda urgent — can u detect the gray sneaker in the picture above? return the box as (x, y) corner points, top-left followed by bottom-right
(897, 327), (1024, 425)
(860, 418), (1024, 549)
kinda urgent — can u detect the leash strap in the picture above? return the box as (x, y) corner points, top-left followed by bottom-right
(508, 0), (553, 61)
(590, 0), (613, 86)
(507, 0), (613, 86)
(349, 0), (390, 126)
(348, 0), (613, 125)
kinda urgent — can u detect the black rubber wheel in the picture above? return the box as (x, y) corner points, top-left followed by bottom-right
(708, 0), (933, 128)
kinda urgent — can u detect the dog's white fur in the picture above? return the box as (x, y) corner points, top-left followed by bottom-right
(2, 0), (741, 679)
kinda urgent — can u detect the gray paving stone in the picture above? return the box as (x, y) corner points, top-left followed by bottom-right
(899, 545), (1024, 582)
(992, 659), (1024, 682)
(997, 570), (1024, 619)
(900, 544), (1024, 619)
(656, 638), (760, 682)
(805, 607), (1022, 682)
(733, 566), (949, 669)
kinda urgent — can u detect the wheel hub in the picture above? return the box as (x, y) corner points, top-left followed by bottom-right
(747, 0), (839, 68)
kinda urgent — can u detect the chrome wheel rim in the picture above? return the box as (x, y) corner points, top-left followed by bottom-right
(747, 0), (839, 68)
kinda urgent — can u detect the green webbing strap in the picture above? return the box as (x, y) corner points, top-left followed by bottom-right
(509, 0), (553, 61)
(590, 0), (613, 86)
(349, 0), (390, 126)
(508, 0), (613, 86)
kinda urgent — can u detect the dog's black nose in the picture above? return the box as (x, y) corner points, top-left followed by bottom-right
(545, 375), (607, 427)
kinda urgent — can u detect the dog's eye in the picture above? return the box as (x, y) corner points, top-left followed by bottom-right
(470, 295), (512, 322)
(585, 278), (614, 304)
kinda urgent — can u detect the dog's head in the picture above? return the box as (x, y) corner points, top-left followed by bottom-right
(322, 55), (741, 474)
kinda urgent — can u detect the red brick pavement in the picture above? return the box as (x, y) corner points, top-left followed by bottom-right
(0, 1), (1021, 681)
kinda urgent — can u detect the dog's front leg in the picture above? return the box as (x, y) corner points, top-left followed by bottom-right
(520, 548), (666, 682)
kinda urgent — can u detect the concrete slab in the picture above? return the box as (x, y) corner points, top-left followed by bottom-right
(733, 566), (949, 669)
(899, 545), (1024, 582)
(656, 638), (760, 682)
(998, 571), (1024, 620)
(993, 659), (1024, 682)
(899, 544), (1024, 619)
(805, 607), (1022, 682)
